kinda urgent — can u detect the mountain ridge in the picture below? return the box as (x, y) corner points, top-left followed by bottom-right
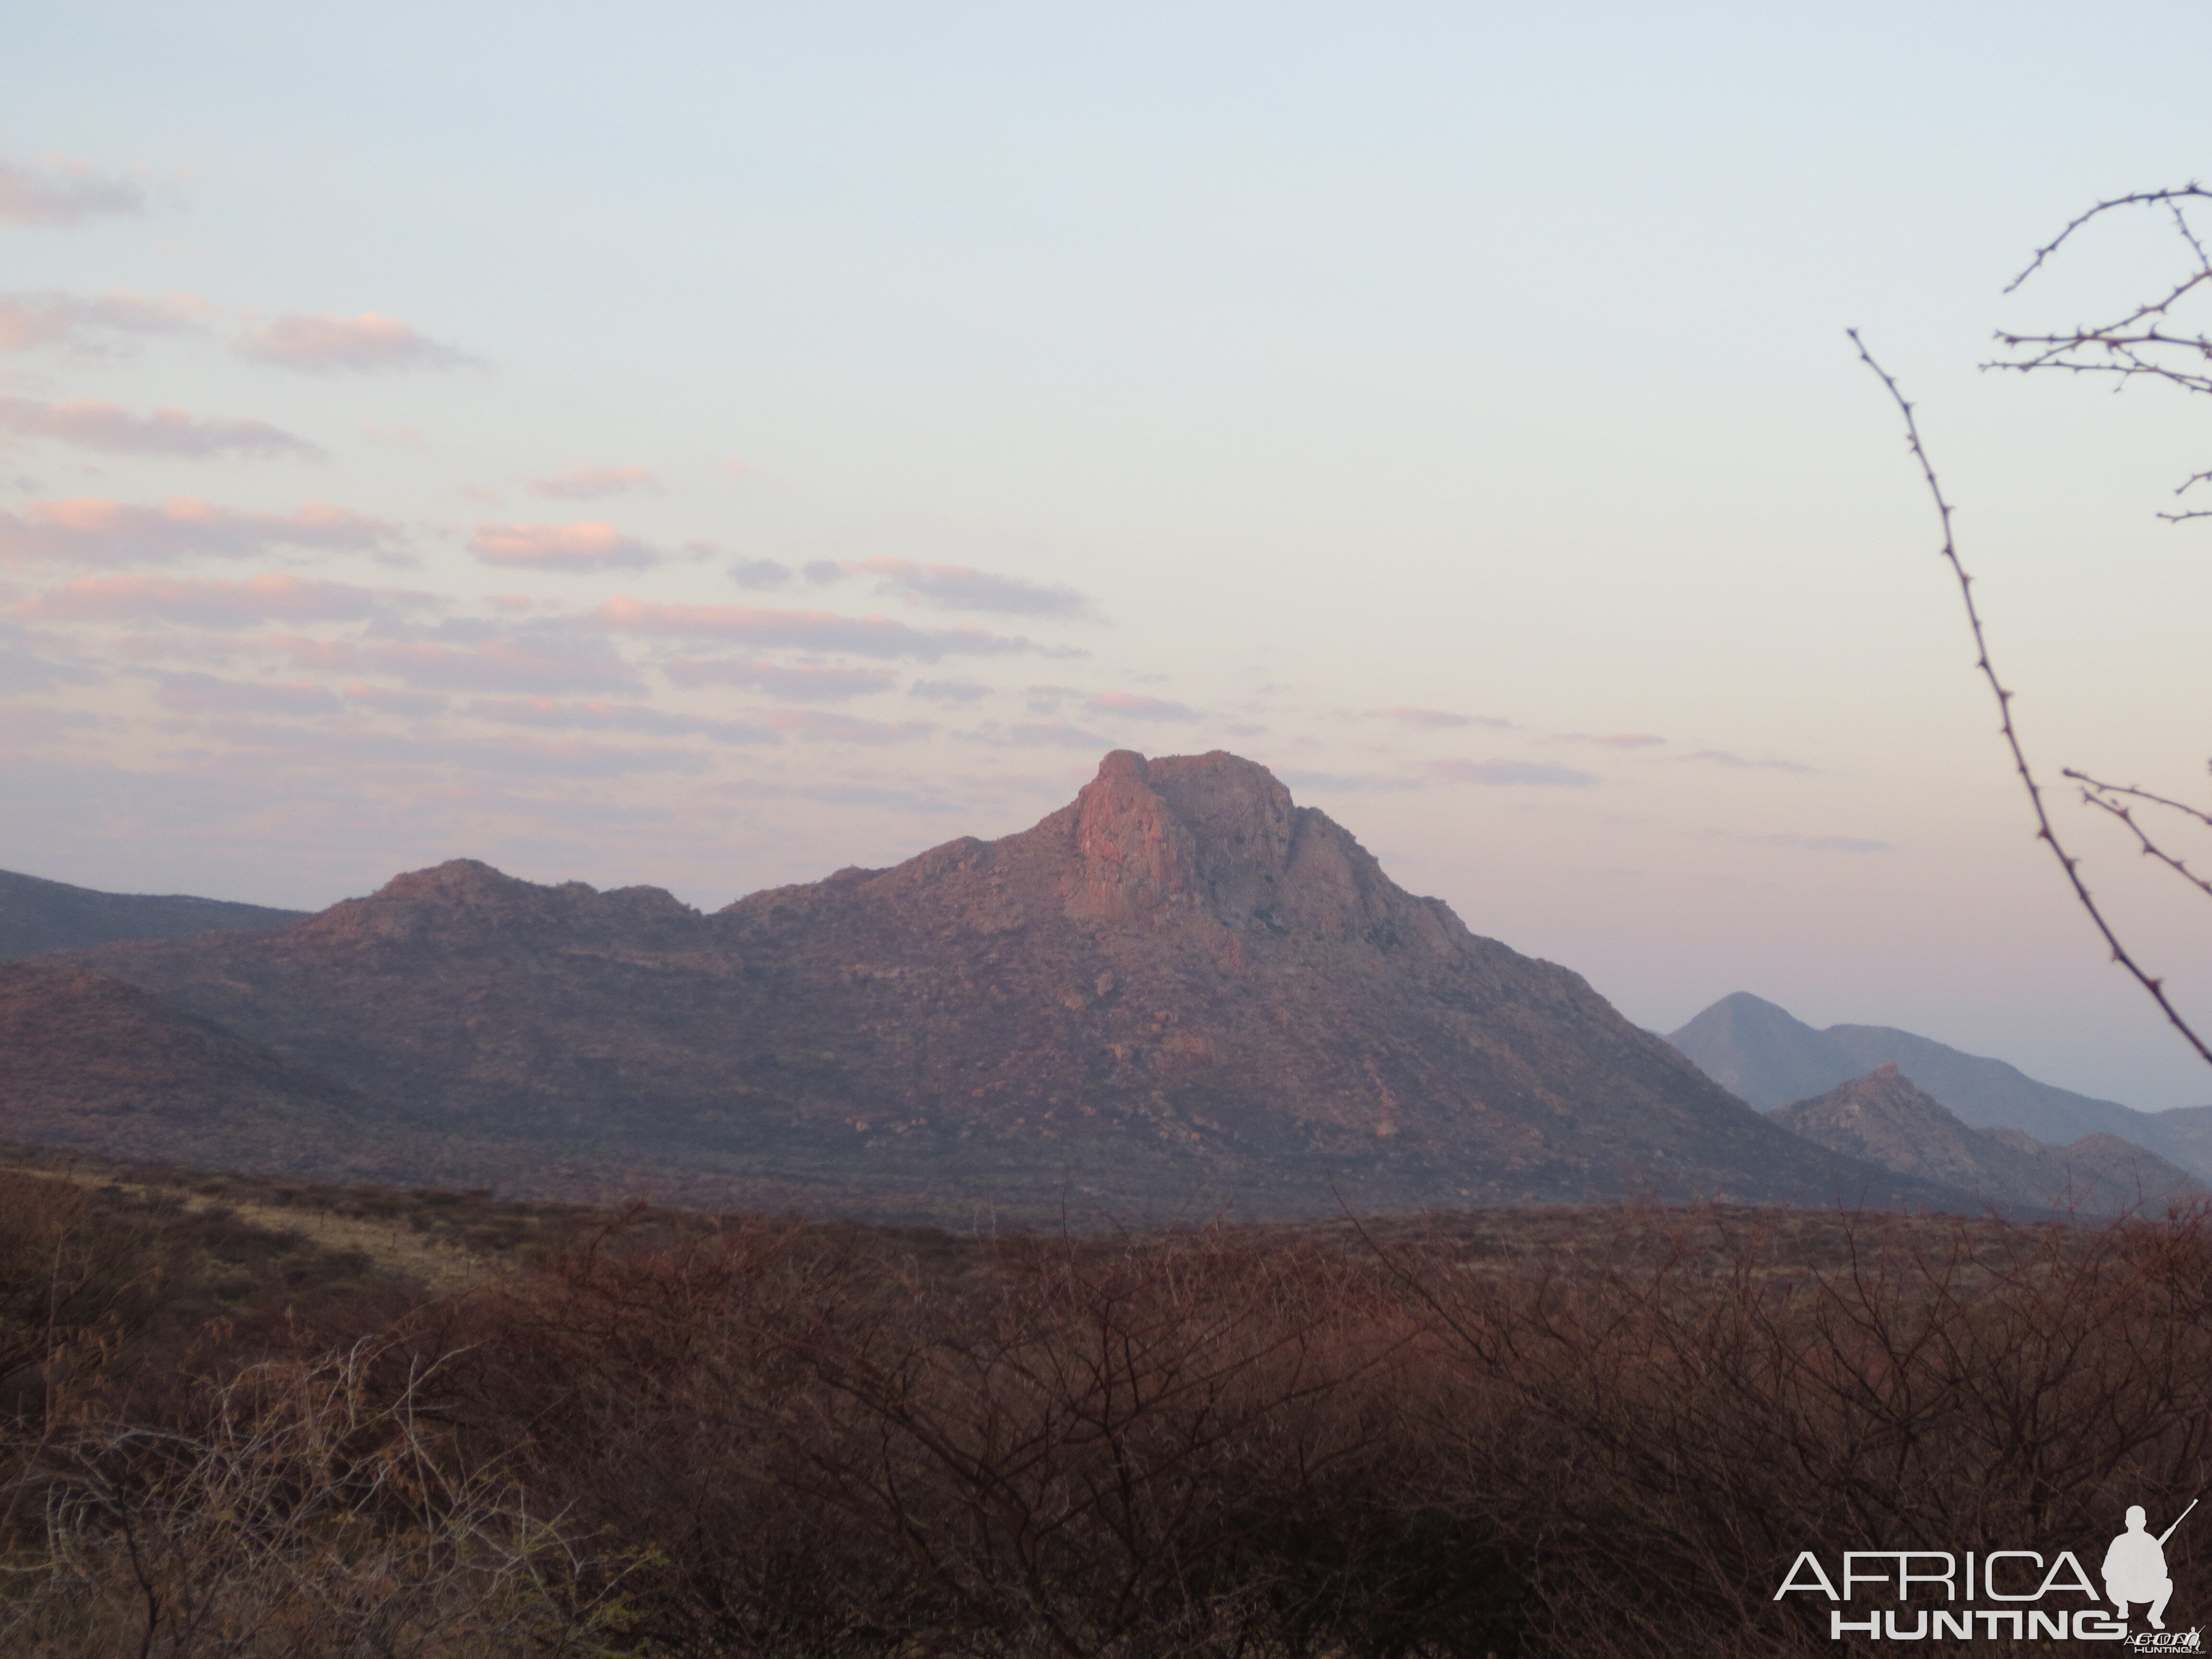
(0, 866), (304, 960)
(1767, 1063), (2207, 1215)
(26, 750), (1987, 1219)
(1670, 990), (2212, 1177)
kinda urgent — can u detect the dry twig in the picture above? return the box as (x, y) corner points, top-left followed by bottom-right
(1847, 331), (2212, 1070)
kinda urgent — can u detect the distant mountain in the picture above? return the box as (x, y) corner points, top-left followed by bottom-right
(1670, 991), (2212, 1177)
(1769, 1064), (2207, 1215)
(1666, 992), (1858, 1111)
(1982, 1128), (2209, 1214)
(1768, 1064), (2053, 1210)
(0, 867), (303, 960)
(29, 750), (1985, 1220)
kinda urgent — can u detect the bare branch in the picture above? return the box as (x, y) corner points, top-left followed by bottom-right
(2003, 184), (2212, 293)
(1850, 330), (2212, 1070)
(2067, 769), (2212, 905)
(1986, 187), (2212, 513)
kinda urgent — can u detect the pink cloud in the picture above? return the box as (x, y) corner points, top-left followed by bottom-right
(0, 155), (149, 227)
(149, 671), (343, 717)
(719, 777), (963, 815)
(1678, 749), (1815, 773)
(198, 720), (706, 778)
(1362, 707), (1514, 730)
(829, 556), (1092, 618)
(0, 620), (100, 691)
(469, 521), (658, 572)
(466, 695), (775, 745)
(1558, 732), (1664, 749)
(0, 396), (319, 459)
(0, 290), (212, 353)
(909, 678), (991, 704)
(527, 464), (661, 500)
(0, 701), (102, 748)
(19, 573), (434, 628)
(659, 658), (897, 702)
(1427, 758), (1596, 787)
(1274, 770), (1421, 793)
(592, 596), (1065, 661)
(1753, 831), (1890, 853)
(343, 683), (448, 716)
(281, 634), (642, 695)
(993, 721), (1115, 749)
(237, 313), (477, 374)
(728, 557), (792, 589)
(766, 709), (936, 745)
(0, 497), (400, 568)
(1088, 690), (1198, 721)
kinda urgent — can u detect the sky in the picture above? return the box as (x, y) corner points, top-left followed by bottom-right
(3, 1), (2210, 1108)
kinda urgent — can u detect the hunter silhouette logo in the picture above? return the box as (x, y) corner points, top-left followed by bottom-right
(1774, 1500), (2199, 1642)
(2107, 1501), (2192, 1630)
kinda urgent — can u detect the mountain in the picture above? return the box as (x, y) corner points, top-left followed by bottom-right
(0, 867), (304, 960)
(1982, 1128), (2210, 1215)
(0, 962), (387, 1177)
(1768, 1064), (2207, 1215)
(1665, 992), (1860, 1111)
(1767, 1064), (2053, 1209)
(30, 750), (1985, 1220)
(1669, 991), (2212, 1175)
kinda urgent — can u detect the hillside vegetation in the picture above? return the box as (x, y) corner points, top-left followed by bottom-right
(1, 1155), (2207, 1656)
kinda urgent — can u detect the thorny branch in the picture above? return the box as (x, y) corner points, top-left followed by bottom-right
(2068, 769), (2212, 903)
(1988, 183), (2212, 519)
(1847, 329), (2212, 1070)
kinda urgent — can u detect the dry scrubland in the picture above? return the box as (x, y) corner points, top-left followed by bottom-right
(1, 1151), (2207, 1657)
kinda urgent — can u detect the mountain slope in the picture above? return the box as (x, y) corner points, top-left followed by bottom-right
(0, 962), (390, 1178)
(0, 867), (304, 960)
(1666, 993), (1860, 1110)
(1669, 991), (2208, 1173)
(1767, 1065), (2055, 1209)
(1767, 1064), (2207, 1214)
(53, 750), (1982, 1219)
(1983, 1127), (2209, 1214)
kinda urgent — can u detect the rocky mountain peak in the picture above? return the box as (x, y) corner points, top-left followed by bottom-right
(1050, 748), (1435, 944)
(312, 858), (700, 949)
(371, 858), (535, 907)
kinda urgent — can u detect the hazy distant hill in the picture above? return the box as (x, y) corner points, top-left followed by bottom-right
(0, 867), (303, 959)
(29, 750), (1984, 1220)
(1769, 1064), (2207, 1215)
(1669, 991), (2212, 1176)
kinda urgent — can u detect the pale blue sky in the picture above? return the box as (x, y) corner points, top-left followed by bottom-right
(4, 2), (2210, 1106)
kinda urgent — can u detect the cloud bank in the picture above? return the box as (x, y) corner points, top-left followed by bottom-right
(0, 397), (319, 459)
(1428, 758), (1597, 787)
(19, 573), (434, 627)
(469, 521), (658, 572)
(0, 156), (148, 228)
(237, 313), (477, 373)
(834, 557), (1093, 618)
(660, 659), (898, 702)
(0, 290), (211, 354)
(528, 464), (660, 500)
(0, 497), (398, 567)
(593, 597), (1065, 661)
